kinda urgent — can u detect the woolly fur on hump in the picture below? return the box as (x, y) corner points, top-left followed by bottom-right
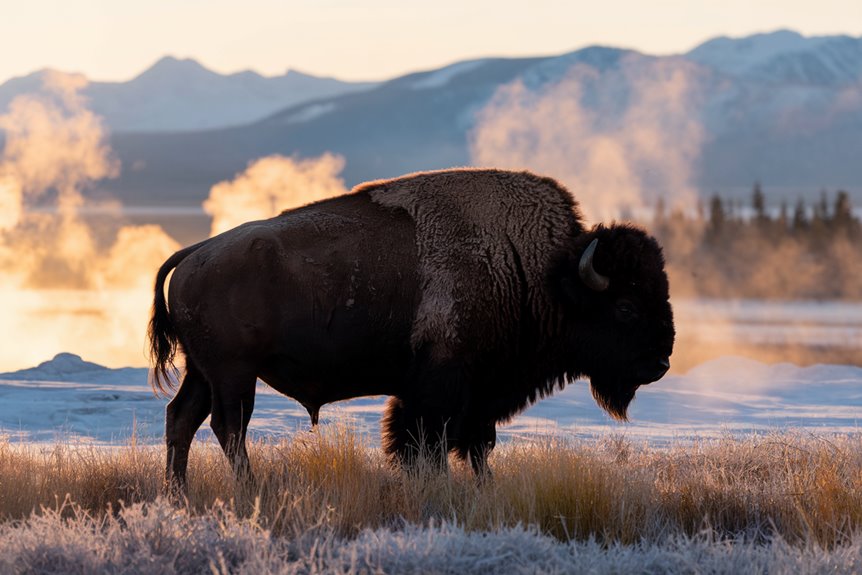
(363, 168), (584, 361)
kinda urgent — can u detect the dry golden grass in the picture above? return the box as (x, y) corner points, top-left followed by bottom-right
(0, 428), (859, 547)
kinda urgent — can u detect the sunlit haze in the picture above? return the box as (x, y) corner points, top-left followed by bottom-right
(1, 1), (861, 373)
(2, 0), (860, 83)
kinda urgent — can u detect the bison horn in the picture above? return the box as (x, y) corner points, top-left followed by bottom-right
(578, 238), (610, 292)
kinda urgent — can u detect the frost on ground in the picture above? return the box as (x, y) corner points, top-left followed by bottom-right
(0, 348), (860, 573)
(0, 352), (859, 444)
(1, 499), (860, 575)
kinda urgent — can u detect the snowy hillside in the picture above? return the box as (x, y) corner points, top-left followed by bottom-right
(0, 353), (858, 445)
(81, 29), (862, 207)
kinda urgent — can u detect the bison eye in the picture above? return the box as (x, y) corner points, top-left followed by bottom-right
(615, 300), (639, 323)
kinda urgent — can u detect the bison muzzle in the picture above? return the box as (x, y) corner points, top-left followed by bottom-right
(148, 168), (674, 489)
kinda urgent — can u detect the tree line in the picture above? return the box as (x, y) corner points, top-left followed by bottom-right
(649, 184), (862, 300)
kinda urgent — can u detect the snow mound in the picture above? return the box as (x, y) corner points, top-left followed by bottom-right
(0, 353), (147, 385)
(3, 353), (108, 379)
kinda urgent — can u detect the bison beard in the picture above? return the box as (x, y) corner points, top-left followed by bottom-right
(590, 380), (638, 422)
(149, 168), (674, 490)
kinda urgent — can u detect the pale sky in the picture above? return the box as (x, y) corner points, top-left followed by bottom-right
(2, 0), (861, 84)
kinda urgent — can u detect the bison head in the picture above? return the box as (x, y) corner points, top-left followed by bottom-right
(557, 223), (675, 421)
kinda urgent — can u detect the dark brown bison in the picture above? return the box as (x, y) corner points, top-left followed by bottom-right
(149, 168), (674, 488)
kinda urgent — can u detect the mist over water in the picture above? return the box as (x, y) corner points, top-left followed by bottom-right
(468, 57), (862, 369)
(0, 74), (354, 371)
(0, 60), (858, 373)
(0, 74), (179, 370)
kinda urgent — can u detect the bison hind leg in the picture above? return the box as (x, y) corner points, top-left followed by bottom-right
(204, 363), (258, 484)
(165, 362), (212, 494)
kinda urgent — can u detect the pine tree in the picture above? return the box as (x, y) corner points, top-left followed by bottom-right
(834, 190), (853, 227)
(708, 194), (725, 237)
(752, 181), (767, 222)
(833, 190), (858, 237)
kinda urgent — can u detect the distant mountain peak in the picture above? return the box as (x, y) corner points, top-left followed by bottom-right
(151, 55), (203, 69)
(745, 28), (805, 42)
(133, 56), (215, 83)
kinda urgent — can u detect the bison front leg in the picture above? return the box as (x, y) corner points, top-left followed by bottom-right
(164, 363), (212, 495)
(461, 420), (496, 481)
(383, 361), (469, 472)
(382, 398), (454, 471)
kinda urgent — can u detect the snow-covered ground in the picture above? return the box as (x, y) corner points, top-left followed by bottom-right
(0, 352), (858, 446)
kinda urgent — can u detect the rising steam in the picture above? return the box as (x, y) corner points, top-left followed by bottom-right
(0, 72), (351, 372)
(0, 62), (850, 377)
(469, 58), (844, 371)
(204, 153), (349, 236)
(470, 56), (705, 223)
(0, 73), (179, 370)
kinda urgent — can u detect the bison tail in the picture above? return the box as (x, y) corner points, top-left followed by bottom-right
(148, 241), (207, 396)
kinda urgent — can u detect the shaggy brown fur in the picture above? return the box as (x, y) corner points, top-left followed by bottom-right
(149, 168), (674, 489)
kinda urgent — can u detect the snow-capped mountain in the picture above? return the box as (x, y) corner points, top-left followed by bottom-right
(687, 29), (862, 86)
(0, 56), (377, 132)
(1, 30), (860, 206)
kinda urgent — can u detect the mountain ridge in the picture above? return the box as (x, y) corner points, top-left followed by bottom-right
(0, 56), (377, 132)
(1, 30), (861, 209)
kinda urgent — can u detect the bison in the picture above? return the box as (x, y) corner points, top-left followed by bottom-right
(149, 168), (674, 489)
